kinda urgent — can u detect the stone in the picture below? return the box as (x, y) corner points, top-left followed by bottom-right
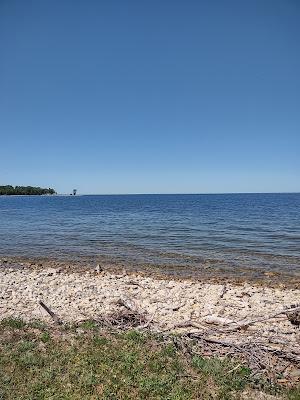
(289, 369), (300, 378)
(46, 268), (57, 276)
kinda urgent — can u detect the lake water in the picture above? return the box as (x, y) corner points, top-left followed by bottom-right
(0, 193), (299, 276)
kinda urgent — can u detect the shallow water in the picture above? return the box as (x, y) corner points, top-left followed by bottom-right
(0, 193), (299, 275)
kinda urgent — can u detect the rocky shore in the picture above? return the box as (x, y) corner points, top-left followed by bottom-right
(0, 258), (298, 333)
(1, 257), (300, 396)
(1, 257), (300, 382)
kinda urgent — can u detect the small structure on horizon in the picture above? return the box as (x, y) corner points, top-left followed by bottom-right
(70, 189), (77, 196)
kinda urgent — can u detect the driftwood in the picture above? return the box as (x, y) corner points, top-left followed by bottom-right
(219, 284), (227, 299)
(203, 315), (234, 326)
(117, 296), (137, 312)
(104, 296), (150, 330)
(126, 280), (145, 289)
(183, 331), (300, 381)
(171, 306), (300, 333)
(35, 296), (300, 383)
(168, 307), (296, 334)
(191, 332), (300, 362)
(39, 301), (62, 325)
(286, 306), (300, 326)
(167, 303), (300, 378)
(222, 305), (300, 332)
(172, 320), (206, 330)
(175, 305), (300, 332)
(95, 264), (102, 274)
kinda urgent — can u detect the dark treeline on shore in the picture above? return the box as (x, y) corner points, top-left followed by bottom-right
(0, 185), (56, 195)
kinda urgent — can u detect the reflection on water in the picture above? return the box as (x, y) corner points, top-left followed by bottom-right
(0, 193), (299, 275)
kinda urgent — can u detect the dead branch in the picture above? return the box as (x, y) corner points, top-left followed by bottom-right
(96, 309), (149, 330)
(172, 302), (186, 311)
(185, 331), (300, 380)
(188, 333), (240, 348)
(203, 315), (234, 326)
(220, 284), (227, 299)
(138, 312), (155, 330)
(126, 280), (145, 289)
(172, 320), (206, 330)
(223, 305), (300, 332)
(117, 296), (137, 312)
(258, 345), (300, 363)
(39, 301), (62, 325)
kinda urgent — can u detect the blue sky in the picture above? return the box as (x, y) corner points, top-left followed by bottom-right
(0, 0), (299, 194)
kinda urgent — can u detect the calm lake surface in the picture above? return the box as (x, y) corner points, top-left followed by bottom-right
(0, 193), (299, 275)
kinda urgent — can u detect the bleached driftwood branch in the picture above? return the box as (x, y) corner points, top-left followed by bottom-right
(223, 305), (300, 332)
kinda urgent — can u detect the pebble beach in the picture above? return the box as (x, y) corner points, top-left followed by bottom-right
(1, 259), (299, 348)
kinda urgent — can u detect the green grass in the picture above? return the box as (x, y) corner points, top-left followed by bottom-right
(0, 318), (299, 399)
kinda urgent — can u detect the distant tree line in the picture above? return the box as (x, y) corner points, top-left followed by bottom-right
(0, 185), (56, 195)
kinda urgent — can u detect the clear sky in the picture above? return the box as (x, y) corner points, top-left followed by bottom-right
(0, 0), (299, 194)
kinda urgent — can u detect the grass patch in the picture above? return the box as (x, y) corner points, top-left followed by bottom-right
(0, 318), (299, 399)
(1, 317), (26, 329)
(40, 331), (51, 343)
(192, 356), (251, 399)
(79, 320), (99, 331)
